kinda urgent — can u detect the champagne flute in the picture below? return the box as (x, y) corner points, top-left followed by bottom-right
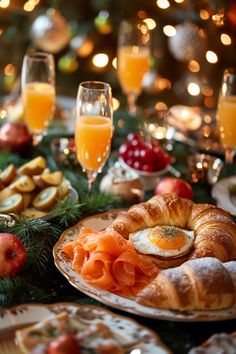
(75, 81), (113, 191)
(21, 51), (56, 146)
(216, 68), (236, 164)
(117, 19), (151, 115)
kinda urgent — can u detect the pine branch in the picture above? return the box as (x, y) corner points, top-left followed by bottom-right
(48, 198), (85, 228)
(7, 218), (62, 278)
(0, 150), (27, 169)
(0, 276), (26, 293)
(80, 193), (121, 217)
(0, 279), (52, 307)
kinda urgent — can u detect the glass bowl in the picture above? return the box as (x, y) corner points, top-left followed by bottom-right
(119, 157), (168, 191)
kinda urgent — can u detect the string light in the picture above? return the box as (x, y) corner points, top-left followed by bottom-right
(221, 33), (232, 45)
(143, 18), (156, 30)
(188, 82), (200, 96)
(4, 64), (15, 76)
(202, 87), (213, 96)
(137, 10), (147, 19)
(112, 57), (117, 69)
(163, 25), (176, 37)
(188, 60), (200, 72)
(174, 0), (184, 3)
(92, 53), (109, 68)
(0, 0), (10, 8)
(156, 0), (170, 10)
(24, 2), (35, 11)
(112, 98), (120, 111)
(199, 9), (210, 20)
(155, 102), (168, 110)
(206, 50), (218, 63)
(204, 97), (215, 108)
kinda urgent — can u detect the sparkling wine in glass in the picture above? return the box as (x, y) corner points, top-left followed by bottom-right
(117, 19), (151, 115)
(75, 81), (113, 191)
(21, 51), (56, 146)
(216, 68), (236, 164)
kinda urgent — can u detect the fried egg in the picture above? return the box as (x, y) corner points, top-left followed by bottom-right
(130, 225), (195, 258)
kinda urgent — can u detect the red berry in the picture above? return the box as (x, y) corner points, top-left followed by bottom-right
(127, 132), (140, 142)
(133, 161), (142, 170)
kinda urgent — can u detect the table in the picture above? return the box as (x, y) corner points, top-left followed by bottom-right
(0, 109), (235, 354)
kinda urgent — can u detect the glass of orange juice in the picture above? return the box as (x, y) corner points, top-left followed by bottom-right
(75, 81), (113, 191)
(21, 51), (55, 145)
(117, 19), (151, 115)
(216, 68), (236, 164)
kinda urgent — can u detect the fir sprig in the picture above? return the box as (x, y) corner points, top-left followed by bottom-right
(0, 276), (51, 307)
(0, 150), (27, 169)
(80, 193), (122, 216)
(48, 198), (85, 228)
(8, 218), (62, 278)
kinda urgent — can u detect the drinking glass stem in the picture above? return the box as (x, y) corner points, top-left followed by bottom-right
(86, 170), (98, 192)
(225, 148), (235, 164)
(127, 92), (138, 115)
(32, 133), (43, 146)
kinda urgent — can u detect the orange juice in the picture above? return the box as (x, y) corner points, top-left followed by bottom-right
(117, 45), (150, 94)
(23, 82), (55, 133)
(217, 95), (236, 148)
(75, 116), (113, 171)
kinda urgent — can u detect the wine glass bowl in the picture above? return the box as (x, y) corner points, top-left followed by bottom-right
(21, 51), (56, 145)
(75, 81), (113, 191)
(117, 19), (151, 115)
(216, 68), (236, 164)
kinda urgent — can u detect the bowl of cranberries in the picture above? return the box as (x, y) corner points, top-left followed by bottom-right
(119, 133), (171, 191)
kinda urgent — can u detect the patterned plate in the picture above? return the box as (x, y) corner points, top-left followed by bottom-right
(53, 210), (236, 322)
(0, 302), (170, 354)
(211, 176), (236, 216)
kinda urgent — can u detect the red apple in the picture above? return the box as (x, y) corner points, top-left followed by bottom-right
(155, 177), (193, 200)
(0, 233), (26, 277)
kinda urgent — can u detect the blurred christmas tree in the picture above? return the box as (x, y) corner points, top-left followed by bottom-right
(0, 0), (236, 111)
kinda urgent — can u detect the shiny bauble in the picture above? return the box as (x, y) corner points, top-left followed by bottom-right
(0, 122), (32, 153)
(168, 23), (207, 62)
(30, 8), (71, 54)
(100, 164), (144, 203)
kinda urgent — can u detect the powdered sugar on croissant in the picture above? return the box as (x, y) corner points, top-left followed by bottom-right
(136, 257), (236, 311)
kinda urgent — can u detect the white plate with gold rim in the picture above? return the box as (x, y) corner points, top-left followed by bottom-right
(53, 210), (236, 322)
(211, 176), (236, 216)
(0, 302), (170, 354)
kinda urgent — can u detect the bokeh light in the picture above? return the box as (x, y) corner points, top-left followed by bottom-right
(221, 33), (232, 45)
(156, 0), (170, 9)
(143, 18), (156, 30)
(206, 50), (218, 63)
(188, 60), (200, 72)
(187, 82), (201, 96)
(92, 53), (109, 68)
(163, 25), (176, 37)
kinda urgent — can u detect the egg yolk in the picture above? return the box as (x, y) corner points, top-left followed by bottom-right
(148, 226), (186, 250)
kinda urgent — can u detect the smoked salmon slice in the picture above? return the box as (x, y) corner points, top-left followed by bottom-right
(62, 227), (158, 297)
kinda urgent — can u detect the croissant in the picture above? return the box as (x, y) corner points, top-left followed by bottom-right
(136, 257), (236, 311)
(112, 194), (236, 266)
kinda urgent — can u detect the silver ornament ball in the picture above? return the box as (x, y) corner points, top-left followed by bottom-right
(30, 8), (71, 54)
(168, 23), (207, 62)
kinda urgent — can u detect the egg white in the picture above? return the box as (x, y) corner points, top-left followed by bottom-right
(129, 226), (195, 258)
